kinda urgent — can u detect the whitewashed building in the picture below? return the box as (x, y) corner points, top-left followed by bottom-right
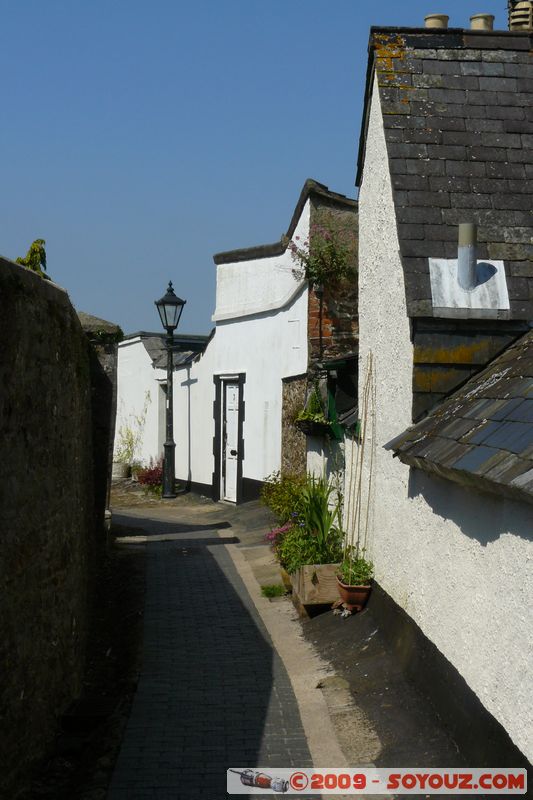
(352, 23), (533, 768)
(115, 180), (357, 502)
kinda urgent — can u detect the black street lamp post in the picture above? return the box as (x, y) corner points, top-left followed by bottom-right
(155, 282), (186, 499)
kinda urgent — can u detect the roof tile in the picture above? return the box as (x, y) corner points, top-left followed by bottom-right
(391, 330), (533, 503)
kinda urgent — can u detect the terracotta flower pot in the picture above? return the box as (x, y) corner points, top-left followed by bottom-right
(336, 576), (372, 612)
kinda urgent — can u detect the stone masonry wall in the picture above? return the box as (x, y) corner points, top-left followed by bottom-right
(0, 257), (94, 797)
(281, 375), (307, 475)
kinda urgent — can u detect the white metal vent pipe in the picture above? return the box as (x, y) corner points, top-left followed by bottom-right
(457, 223), (478, 291)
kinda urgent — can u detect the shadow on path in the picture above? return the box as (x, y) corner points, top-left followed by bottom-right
(108, 513), (311, 800)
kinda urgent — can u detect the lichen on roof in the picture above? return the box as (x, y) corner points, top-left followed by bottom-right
(358, 26), (533, 321)
(389, 329), (533, 504)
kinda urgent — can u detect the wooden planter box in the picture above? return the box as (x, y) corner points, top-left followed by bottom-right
(290, 563), (341, 606)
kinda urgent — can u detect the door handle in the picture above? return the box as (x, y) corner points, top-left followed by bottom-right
(230, 449), (238, 456)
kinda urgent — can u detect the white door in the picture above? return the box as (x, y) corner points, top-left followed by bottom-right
(223, 382), (239, 502)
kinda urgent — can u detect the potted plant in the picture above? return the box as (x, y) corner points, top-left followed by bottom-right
(337, 551), (374, 612)
(276, 474), (344, 607)
(294, 388), (332, 438)
(112, 392), (151, 479)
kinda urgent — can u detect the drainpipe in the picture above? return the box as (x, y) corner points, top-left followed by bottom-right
(457, 223), (478, 291)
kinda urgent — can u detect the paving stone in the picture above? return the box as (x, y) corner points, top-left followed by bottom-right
(108, 521), (311, 799)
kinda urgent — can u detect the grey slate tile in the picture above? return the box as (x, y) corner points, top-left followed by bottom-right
(367, 28), (533, 324)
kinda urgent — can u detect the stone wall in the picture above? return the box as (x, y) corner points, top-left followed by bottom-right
(0, 257), (95, 797)
(78, 313), (121, 522)
(281, 375), (307, 475)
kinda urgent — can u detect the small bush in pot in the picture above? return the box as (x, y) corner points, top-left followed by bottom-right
(339, 552), (373, 586)
(294, 388), (332, 437)
(337, 549), (374, 611)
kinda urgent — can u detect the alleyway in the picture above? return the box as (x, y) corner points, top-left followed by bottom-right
(105, 495), (498, 800)
(107, 505), (313, 800)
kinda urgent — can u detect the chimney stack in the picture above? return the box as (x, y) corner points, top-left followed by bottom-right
(470, 13), (495, 30)
(424, 13), (449, 28)
(509, 0), (533, 29)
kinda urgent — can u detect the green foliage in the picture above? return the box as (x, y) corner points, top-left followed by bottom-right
(277, 524), (343, 575)
(295, 388), (328, 425)
(339, 552), (374, 586)
(300, 474), (341, 549)
(90, 327), (124, 344)
(16, 239), (50, 280)
(115, 391), (151, 464)
(263, 472), (345, 572)
(261, 584), (286, 598)
(130, 460), (145, 479)
(289, 210), (357, 289)
(260, 471), (307, 524)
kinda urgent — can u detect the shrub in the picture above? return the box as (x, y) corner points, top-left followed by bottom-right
(288, 209), (357, 289)
(339, 553), (374, 586)
(265, 522), (293, 547)
(137, 457), (163, 496)
(277, 524), (343, 575)
(261, 471), (307, 524)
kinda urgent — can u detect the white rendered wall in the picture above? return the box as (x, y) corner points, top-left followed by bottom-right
(214, 289), (308, 482)
(213, 202), (309, 322)
(170, 203), (310, 488)
(115, 338), (164, 466)
(173, 339), (216, 488)
(354, 73), (533, 762)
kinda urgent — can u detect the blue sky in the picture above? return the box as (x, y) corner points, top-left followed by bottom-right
(1, 1), (506, 334)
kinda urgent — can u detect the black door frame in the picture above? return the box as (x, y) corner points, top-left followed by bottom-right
(212, 374), (245, 503)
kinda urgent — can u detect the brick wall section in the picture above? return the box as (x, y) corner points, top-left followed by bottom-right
(281, 375), (307, 475)
(0, 257), (95, 797)
(308, 199), (359, 366)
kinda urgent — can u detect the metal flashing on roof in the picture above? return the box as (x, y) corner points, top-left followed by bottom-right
(428, 258), (509, 316)
(357, 26), (533, 321)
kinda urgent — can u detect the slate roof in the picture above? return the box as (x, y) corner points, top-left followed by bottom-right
(77, 311), (121, 334)
(122, 332), (210, 369)
(388, 329), (533, 504)
(357, 27), (533, 320)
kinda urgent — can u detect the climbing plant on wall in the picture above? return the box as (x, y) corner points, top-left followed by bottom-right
(288, 209), (357, 289)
